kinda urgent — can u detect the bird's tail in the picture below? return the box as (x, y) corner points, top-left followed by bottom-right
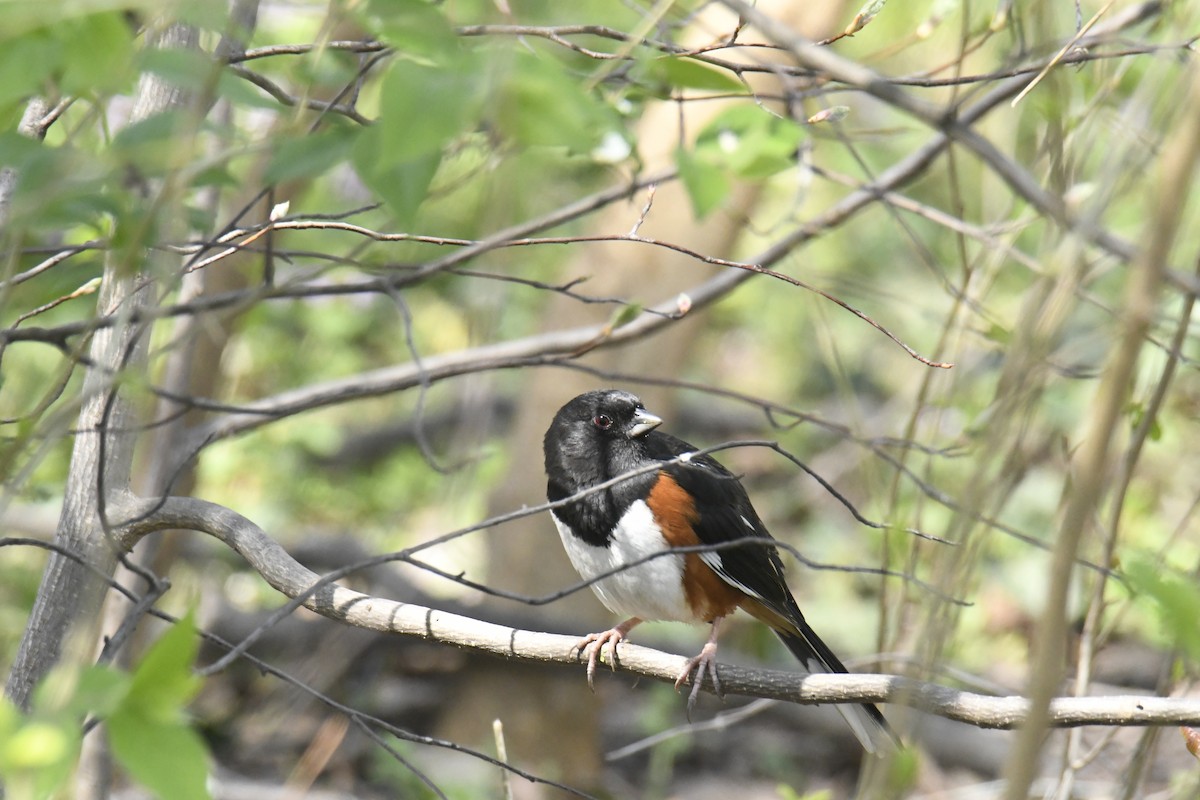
(742, 600), (898, 755)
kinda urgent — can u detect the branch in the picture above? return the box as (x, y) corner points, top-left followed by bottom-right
(719, 0), (1200, 299)
(109, 494), (1200, 730)
(176, 113), (970, 451)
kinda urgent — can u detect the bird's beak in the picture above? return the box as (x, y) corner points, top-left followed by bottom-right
(628, 408), (662, 438)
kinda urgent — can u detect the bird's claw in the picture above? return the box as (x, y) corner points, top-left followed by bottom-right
(574, 628), (626, 690)
(674, 640), (722, 719)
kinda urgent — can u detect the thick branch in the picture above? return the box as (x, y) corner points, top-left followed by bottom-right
(110, 494), (1200, 730)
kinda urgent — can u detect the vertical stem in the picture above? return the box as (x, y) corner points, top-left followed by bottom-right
(1001, 65), (1200, 800)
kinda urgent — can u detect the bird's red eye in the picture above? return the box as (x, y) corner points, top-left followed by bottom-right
(593, 414), (613, 430)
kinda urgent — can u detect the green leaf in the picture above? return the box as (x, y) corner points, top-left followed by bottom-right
(494, 51), (618, 152)
(192, 163), (239, 189)
(373, 54), (480, 166)
(655, 56), (744, 93)
(110, 110), (194, 174)
(59, 12), (135, 96)
(265, 126), (358, 184)
(0, 138), (117, 231)
(1125, 557), (1200, 660)
(124, 613), (202, 722)
(0, 130), (47, 168)
(695, 105), (804, 179)
(176, 0), (233, 32)
(982, 322), (1012, 345)
(108, 713), (211, 800)
(31, 663), (128, 720)
(215, 70), (290, 111)
(0, 32), (61, 113)
(69, 667), (131, 720)
(0, 0), (157, 39)
(1124, 402), (1163, 441)
(0, 697), (81, 799)
(101, 613), (210, 800)
(361, 0), (459, 63)
(352, 124), (442, 224)
(884, 744), (921, 793)
(137, 47), (219, 95)
(676, 146), (730, 219)
(4, 722), (73, 770)
(607, 303), (643, 331)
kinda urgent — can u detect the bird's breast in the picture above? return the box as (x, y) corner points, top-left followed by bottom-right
(552, 499), (697, 623)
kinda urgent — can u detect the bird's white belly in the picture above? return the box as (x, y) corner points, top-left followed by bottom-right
(553, 500), (694, 622)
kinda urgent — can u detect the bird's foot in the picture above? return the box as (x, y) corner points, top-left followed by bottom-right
(574, 618), (640, 690)
(674, 639), (722, 718)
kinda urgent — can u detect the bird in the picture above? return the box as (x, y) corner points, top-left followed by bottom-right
(543, 389), (897, 755)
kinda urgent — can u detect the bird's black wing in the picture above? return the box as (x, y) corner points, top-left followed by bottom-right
(645, 432), (898, 754)
(643, 432), (800, 617)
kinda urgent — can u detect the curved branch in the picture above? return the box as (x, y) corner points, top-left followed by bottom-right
(110, 494), (1200, 730)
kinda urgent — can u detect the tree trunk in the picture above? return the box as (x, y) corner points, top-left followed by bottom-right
(5, 22), (198, 711)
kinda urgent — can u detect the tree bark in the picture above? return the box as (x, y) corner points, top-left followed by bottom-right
(5, 274), (152, 709)
(5, 22), (199, 712)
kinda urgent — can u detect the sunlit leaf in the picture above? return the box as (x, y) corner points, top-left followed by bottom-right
(4, 722), (72, 769)
(0, 697), (81, 799)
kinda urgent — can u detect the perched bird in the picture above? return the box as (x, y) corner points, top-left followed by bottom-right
(543, 389), (896, 755)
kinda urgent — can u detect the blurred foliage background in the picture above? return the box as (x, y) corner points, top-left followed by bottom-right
(2, 0), (1200, 798)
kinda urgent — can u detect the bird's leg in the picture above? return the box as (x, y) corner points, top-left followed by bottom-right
(675, 616), (725, 717)
(574, 617), (641, 690)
